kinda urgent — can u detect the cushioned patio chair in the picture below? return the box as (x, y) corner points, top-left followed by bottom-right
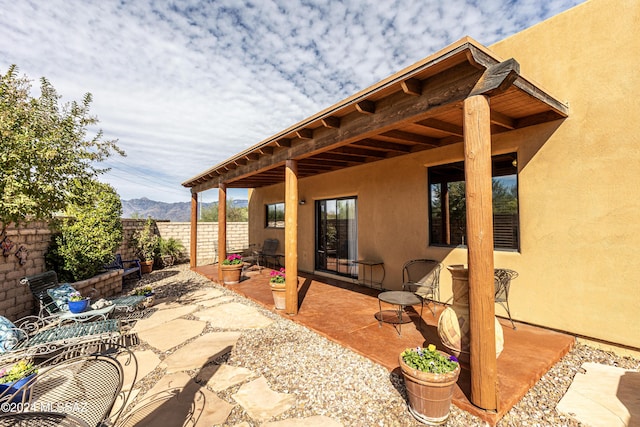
(21, 271), (145, 321)
(401, 259), (443, 317)
(0, 314), (122, 363)
(494, 268), (519, 329)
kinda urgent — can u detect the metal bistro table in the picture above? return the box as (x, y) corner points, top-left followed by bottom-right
(375, 290), (422, 336)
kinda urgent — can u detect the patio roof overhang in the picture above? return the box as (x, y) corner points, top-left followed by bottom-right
(182, 36), (568, 192)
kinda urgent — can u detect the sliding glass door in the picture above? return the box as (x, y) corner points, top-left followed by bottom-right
(315, 197), (357, 278)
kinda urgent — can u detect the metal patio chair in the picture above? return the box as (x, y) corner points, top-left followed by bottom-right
(7, 345), (137, 427)
(401, 259), (443, 317)
(21, 271), (145, 322)
(494, 268), (519, 329)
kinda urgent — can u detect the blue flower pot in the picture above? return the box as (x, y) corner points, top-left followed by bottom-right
(0, 373), (36, 402)
(68, 298), (90, 313)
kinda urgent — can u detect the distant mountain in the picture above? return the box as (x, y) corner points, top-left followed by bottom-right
(121, 198), (248, 222)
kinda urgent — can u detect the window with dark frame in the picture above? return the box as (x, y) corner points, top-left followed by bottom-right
(265, 203), (285, 228)
(428, 153), (519, 250)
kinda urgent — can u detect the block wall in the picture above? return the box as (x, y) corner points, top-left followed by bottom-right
(0, 221), (54, 320)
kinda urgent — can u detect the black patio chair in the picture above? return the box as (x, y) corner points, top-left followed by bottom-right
(401, 259), (443, 317)
(494, 268), (519, 329)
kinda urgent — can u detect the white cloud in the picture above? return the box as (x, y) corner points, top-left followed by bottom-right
(1, 0), (584, 202)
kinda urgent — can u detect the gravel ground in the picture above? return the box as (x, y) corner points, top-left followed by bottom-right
(127, 264), (640, 426)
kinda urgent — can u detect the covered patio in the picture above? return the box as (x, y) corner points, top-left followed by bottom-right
(183, 36), (570, 418)
(194, 264), (575, 425)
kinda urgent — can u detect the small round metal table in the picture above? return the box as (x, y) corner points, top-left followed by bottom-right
(376, 290), (422, 336)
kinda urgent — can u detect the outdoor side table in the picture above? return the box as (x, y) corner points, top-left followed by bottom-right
(376, 290), (421, 336)
(353, 259), (385, 289)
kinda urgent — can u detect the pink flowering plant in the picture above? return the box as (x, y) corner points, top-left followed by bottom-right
(222, 254), (243, 265)
(269, 268), (285, 284)
(68, 291), (83, 302)
(401, 344), (459, 374)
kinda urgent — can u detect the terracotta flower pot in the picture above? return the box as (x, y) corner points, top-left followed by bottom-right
(140, 260), (154, 274)
(270, 282), (286, 310)
(399, 352), (460, 425)
(220, 263), (243, 285)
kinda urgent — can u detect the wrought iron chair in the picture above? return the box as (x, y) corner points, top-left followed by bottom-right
(494, 268), (519, 329)
(401, 259), (443, 317)
(21, 271), (145, 322)
(7, 345), (137, 427)
(245, 238), (281, 270)
(0, 314), (123, 364)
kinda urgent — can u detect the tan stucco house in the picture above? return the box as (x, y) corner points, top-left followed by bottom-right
(183, 0), (639, 363)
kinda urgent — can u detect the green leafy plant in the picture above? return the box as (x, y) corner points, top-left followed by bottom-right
(135, 285), (154, 296)
(221, 254), (242, 265)
(45, 181), (123, 282)
(131, 219), (159, 262)
(401, 344), (459, 374)
(157, 237), (184, 263)
(0, 360), (37, 384)
(269, 268), (285, 284)
(0, 65), (124, 231)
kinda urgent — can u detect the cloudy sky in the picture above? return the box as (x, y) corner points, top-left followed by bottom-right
(1, 0), (584, 203)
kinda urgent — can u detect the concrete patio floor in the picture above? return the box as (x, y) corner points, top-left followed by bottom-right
(193, 263), (576, 426)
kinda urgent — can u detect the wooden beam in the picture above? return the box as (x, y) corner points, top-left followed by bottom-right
(296, 129), (313, 139)
(463, 95), (498, 411)
(416, 118), (464, 137)
(321, 116), (341, 129)
(218, 184), (227, 283)
(354, 138), (412, 153)
(401, 78), (422, 96)
(490, 110), (515, 130)
(190, 191), (198, 268)
(355, 100), (376, 114)
(259, 147), (273, 155)
(381, 130), (439, 147)
(275, 138), (292, 147)
(285, 159), (299, 315)
(469, 58), (520, 97)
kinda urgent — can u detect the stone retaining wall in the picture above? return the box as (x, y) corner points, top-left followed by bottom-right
(71, 269), (123, 299)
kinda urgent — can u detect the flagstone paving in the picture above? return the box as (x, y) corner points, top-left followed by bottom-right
(232, 376), (297, 421)
(136, 318), (206, 352)
(196, 363), (257, 392)
(119, 275), (345, 426)
(195, 302), (274, 329)
(160, 331), (243, 373)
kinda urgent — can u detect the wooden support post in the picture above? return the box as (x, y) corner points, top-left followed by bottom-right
(218, 184), (227, 283)
(463, 94), (498, 412)
(190, 191), (198, 268)
(284, 159), (299, 315)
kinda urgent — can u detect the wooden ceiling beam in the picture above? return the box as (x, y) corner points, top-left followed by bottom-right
(401, 78), (422, 96)
(415, 118), (464, 137)
(296, 128), (314, 139)
(335, 146), (388, 158)
(353, 138), (412, 153)
(355, 100), (376, 114)
(321, 116), (341, 129)
(313, 152), (368, 163)
(275, 138), (292, 147)
(380, 130), (439, 147)
(258, 146), (274, 155)
(490, 110), (515, 130)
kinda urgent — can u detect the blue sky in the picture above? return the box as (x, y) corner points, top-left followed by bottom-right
(0, 0), (584, 203)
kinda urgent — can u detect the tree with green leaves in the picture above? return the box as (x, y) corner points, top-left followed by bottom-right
(46, 181), (123, 282)
(0, 65), (124, 231)
(199, 199), (248, 222)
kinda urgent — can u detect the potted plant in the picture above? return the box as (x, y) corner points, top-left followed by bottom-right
(269, 268), (286, 310)
(220, 254), (243, 285)
(131, 219), (159, 274)
(399, 344), (460, 425)
(136, 285), (155, 308)
(0, 359), (37, 402)
(157, 237), (184, 268)
(67, 291), (90, 313)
